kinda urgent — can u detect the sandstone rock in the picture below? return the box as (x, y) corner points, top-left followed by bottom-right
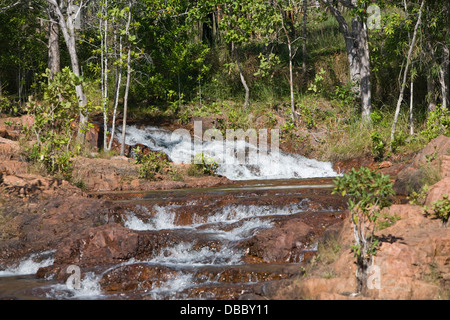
(425, 177), (450, 205)
(100, 263), (180, 293)
(394, 135), (450, 195)
(242, 219), (314, 263)
(53, 224), (141, 267)
(413, 135), (450, 168)
(378, 161), (393, 169)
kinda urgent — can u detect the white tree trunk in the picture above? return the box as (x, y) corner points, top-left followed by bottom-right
(48, 5), (60, 79)
(232, 42), (250, 109)
(410, 77), (414, 135)
(120, 48), (132, 157)
(391, 0), (425, 145)
(120, 3), (133, 157)
(46, 0), (88, 141)
(302, 0), (308, 76)
(439, 46), (449, 109)
(325, 0), (372, 122)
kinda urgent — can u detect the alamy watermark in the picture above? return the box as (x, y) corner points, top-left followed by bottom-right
(66, 265), (81, 290)
(368, 5), (382, 31)
(171, 121), (280, 166)
(367, 264), (381, 290)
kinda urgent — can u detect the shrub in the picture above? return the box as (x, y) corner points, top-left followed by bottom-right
(425, 194), (450, 228)
(137, 151), (170, 180)
(370, 132), (386, 161)
(24, 68), (85, 179)
(333, 167), (395, 295)
(193, 153), (219, 176)
(420, 105), (450, 142)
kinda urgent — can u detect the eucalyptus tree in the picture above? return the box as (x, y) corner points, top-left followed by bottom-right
(322, 0), (373, 122)
(271, 0), (306, 121)
(45, 0), (89, 140)
(219, 0), (273, 109)
(390, 0), (425, 146)
(0, 0), (47, 102)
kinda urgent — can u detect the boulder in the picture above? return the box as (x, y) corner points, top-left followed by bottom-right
(394, 135), (450, 195)
(426, 177), (450, 205)
(53, 224), (142, 267)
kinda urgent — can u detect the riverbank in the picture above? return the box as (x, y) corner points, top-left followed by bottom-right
(1, 114), (449, 300)
(260, 136), (450, 300)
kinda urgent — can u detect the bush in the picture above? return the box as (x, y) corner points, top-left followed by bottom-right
(137, 151), (170, 180)
(425, 194), (450, 228)
(333, 167), (395, 295)
(420, 106), (450, 142)
(24, 68), (85, 179)
(370, 132), (386, 161)
(192, 153), (219, 176)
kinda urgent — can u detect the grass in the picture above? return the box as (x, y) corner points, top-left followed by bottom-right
(303, 233), (342, 279)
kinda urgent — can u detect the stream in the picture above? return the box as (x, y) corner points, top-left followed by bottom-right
(0, 125), (345, 300)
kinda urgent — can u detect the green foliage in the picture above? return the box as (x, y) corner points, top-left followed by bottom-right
(308, 68), (326, 95)
(370, 132), (387, 161)
(425, 194), (450, 228)
(420, 106), (450, 142)
(193, 153), (219, 176)
(333, 167), (395, 271)
(334, 82), (357, 106)
(408, 184), (430, 206)
(24, 68), (86, 179)
(297, 103), (316, 129)
(390, 130), (407, 153)
(0, 96), (24, 116)
(377, 212), (401, 231)
(137, 151), (170, 180)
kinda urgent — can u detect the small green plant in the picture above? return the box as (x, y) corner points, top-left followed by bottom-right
(74, 180), (87, 192)
(408, 184), (430, 206)
(297, 103), (316, 129)
(333, 167), (395, 295)
(420, 105), (450, 142)
(168, 166), (184, 181)
(370, 132), (386, 161)
(308, 68), (326, 95)
(425, 146), (438, 164)
(390, 130), (407, 153)
(24, 68), (89, 179)
(425, 194), (450, 228)
(266, 112), (278, 128)
(193, 153), (219, 176)
(377, 212), (402, 231)
(0, 96), (25, 116)
(334, 82), (357, 106)
(138, 151), (170, 180)
(370, 110), (383, 125)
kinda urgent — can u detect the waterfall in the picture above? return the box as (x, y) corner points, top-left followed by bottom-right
(119, 125), (338, 180)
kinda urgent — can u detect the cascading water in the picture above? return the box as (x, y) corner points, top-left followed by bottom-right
(0, 251), (55, 277)
(119, 125), (338, 181)
(0, 125), (345, 300)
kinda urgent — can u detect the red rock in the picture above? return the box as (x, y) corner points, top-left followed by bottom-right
(378, 161), (393, 169)
(426, 177), (450, 205)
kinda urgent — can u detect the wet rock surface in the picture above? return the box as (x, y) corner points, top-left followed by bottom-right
(1, 116), (448, 300)
(0, 170), (347, 299)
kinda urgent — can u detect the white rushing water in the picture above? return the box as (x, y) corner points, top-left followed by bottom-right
(119, 125), (338, 180)
(124, 201), (311, 234)
(44, 272), (103, 300)
(0, 251), (55, 277)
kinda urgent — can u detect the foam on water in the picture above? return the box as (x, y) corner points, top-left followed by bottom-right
(124, 205), (182, 231)
(145, 273), (195, 300)
(147, 243), (243, 266)
(124, 200), (311, 233)
(0, 251), (55, 277)
(44, 272), (103, 300)
(119, 125), (338, 180)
